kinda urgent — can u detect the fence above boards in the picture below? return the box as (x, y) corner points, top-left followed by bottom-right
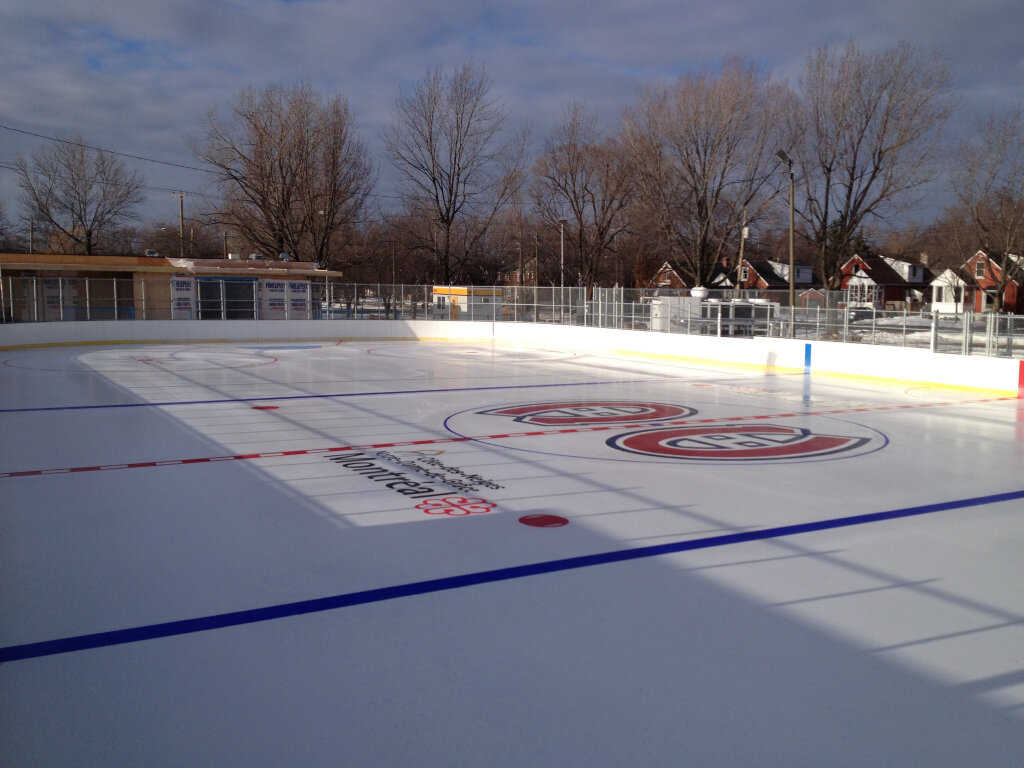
(0, 277), (1021, 359)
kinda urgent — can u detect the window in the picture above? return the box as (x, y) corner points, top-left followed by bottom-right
(848, 283), (877, 305)
(975, 260), (987, 279)
(740, 267), (749, 281)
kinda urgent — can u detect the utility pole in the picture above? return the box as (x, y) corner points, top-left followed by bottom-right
(735, 209), (747, 298)
(776, 151), (796, 337)
(559, 217), (567, 322)
(172, 192), (186, 259)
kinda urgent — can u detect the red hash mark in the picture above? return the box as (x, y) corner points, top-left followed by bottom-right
(415, 496), (496, 517)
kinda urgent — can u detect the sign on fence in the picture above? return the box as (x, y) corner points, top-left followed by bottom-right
(43, 278), (77, 321)
(287, 281), (310, 318)
(260, 279), (288, 319)
(170, 276), (195, 320)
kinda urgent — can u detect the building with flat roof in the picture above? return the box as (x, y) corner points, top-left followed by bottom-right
(0, 252), (342, 321)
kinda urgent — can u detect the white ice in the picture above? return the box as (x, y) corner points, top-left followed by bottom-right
(1, 341), (1023, 766)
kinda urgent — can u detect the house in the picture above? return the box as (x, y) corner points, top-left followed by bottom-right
(496, 266), (537, 287)
(650, 261), (687, 290)
(736, 259), (815, 291)
(960, 250), (1023, 314)
(840, 255), (931, 309)
(929, 268), (969, 313)
(648, 258), (738, 291)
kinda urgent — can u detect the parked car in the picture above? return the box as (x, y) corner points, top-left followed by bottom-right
(848, 308), (875, 323)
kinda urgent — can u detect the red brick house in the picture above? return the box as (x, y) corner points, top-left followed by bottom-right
(650, 261), (687, 289)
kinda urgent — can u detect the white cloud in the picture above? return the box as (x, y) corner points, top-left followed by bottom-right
(1, 0), (1021, 226)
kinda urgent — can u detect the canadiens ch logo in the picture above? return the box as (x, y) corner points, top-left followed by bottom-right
(606, 423), (876, 463)
(480, 401), (696, 426)
(446, 400), (886, 464)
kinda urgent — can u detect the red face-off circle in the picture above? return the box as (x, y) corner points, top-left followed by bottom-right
(518, 514), (569, 527)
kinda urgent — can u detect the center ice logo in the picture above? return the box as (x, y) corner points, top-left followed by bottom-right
(458, 400), (886, 464)
(479, 401), (696, 426)
(606, 424), (873, 462)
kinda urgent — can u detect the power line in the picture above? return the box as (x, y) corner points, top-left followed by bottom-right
(0, 161), (208, 198)
(0, 123), (215, 175)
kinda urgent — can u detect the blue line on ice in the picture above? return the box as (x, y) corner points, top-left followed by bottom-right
(2, 489), (1021, 664)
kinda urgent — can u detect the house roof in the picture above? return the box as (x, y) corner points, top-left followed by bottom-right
(844, 254), (929, 286)
(929, 268), (969, 287)
(652, 261), (686, 288)
(846, 255), (904, 285)
(965, 251), (1022, 280)
(745, 260), (789, 288)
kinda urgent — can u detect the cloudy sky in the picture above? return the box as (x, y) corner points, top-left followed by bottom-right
(2, 0), (1022, 229)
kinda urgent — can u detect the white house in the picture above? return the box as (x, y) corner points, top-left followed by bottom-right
(929, 268), (968, 313)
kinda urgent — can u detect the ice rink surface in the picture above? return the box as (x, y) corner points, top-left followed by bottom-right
(1, 339), (1023, 766)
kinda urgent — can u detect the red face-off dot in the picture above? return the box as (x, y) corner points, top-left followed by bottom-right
(518, 514), (569, 527)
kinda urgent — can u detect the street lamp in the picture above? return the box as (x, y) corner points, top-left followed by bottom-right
(776, 150), (795, 337)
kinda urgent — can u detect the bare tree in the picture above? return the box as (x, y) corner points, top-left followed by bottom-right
(533, 104), (633, 288)
(623, 59), (787, 288)
(952, 106), (1024, 311)
(787, 41), (956, 287)
(14, 136), (146, 254)
(386, 62), (526, 284)
(196, 82), (375, 267)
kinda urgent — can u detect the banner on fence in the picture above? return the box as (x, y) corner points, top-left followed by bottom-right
(170, 276), (195, 320)
(287, 280), (310, 319)
(259, 279), (288, 319)
(43, 278), (77, 321)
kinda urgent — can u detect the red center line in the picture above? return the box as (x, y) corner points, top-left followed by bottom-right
(0, 396), (1013, 479)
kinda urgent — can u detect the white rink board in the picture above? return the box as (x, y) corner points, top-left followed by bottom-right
(1, 339), (1023, 767)
(2, 317), (1021, 392)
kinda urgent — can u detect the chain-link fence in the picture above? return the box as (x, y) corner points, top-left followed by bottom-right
(2, 276), (1021, 359)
